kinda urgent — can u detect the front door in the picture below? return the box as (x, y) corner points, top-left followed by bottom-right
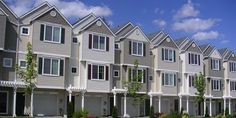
(174, 99), (179, 112)
(16, 92), (25, 116)
(145, 99), (150, 116)
(109, 97), (114, 115)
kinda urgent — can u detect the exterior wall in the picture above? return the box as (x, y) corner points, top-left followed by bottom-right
(4, 21), (17, 51)
(0, 15), (6, 49)
(0, 52), (16, 81)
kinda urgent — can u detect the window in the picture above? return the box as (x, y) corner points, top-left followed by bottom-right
(43, 58), (60, 76)
(92, 65), (105, 80)
(92, 34), (105, 50)
(44, 25), (61, 43)
(3, 58), (12, 68)
(0, 92), (8, 114)
(231, 81), (236, 91)
(189, 75), (195, 87)
(229, 62), (236, 72)
(132, 41), (143, 56)
(115, 43), (120, 49)
(19, 60), (26, 68)
(114, 70), (119, 77)
(212, 79), (221, 91)
(129, 68), (144, 83)
(163, 48), (175, 62)
(21, 27), (29, 35)
(212, 59), (220, 70)
(72, 67), (77, 73)
(189, 53), (200, 65)
(72, 37), (78, 43)
(163, 73), (176, 86)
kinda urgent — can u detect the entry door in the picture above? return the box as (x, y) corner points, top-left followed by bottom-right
(16, 92), (25, 116)
(109, 97), (114, 115)
(174, 99), (179, 112)
(145, 99), (150, 116)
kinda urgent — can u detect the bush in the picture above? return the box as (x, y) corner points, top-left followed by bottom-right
(166, 112), (179, 118)
(67, 102), (74, 118)
(72, 109), (89, 118)
(182, 112), (189, 118)
(112, 106), (118, 118)
(149, 106), (154, 118)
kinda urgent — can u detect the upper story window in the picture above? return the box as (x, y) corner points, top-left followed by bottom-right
(92, 65), (105, 80)
(115, 43), (120, 50)
(113, 70), (119, 77)
(3, 58), (12, 68)
(43, 58), (60, 76)
(189, 75), (195, 87)
(162, 48), (176, 62)
(45, 25), (61, 43)
(188, 53), (200, 65)
(230, 81), (236, 91)
(211, 59), (220, 70)
(72, 37), (78, 44)
(92, 34), (105, 50)
(19, 60), (27, 68)
(71, 67), (77, 73)
(128, 68), (146, 83)
(162, 73), (176, 86)
(21, 27), (29, 35)
(212, 79), (221, 91)
(229, 62), (236, 72)
(132, 41), (143, 56)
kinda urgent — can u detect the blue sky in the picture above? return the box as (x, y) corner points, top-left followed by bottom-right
(5, 0), (236, 52)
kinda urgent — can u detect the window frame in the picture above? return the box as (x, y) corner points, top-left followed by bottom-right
(113, 70), (119, 77)
(163, 73), (175, 86)
(20, 26), (30, 36)
(231, 81), (236, 91)
(71, 67), (77, 74)
(212, 79), (221, 91)
(130, 68), (144, 83)
(43, 24), (62, 43)
(163, 48), (175, 62)
(3, 58), (12, 68)
(131, 41), (143, 56)
(212, 59), (220, 70)
(72, 37), (78, 44)
(42, 57), (60, 76)
(229, 62), (236, 72)
(19, 59), (27, 69)
(189, 75), (195, 87)
(0, 91), (8, 114)
(91, 64), (105, 80)
(115, 43), (120, 50)
(189, 52), (200, 65)
(92, 34), (106, 51)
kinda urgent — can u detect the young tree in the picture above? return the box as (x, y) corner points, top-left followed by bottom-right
(194, 72), (206, 103)
(123, 60), (147, 105)
(16, 42), (37, 117)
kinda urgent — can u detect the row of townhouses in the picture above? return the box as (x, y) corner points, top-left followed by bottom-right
(0, 1), (236, 117)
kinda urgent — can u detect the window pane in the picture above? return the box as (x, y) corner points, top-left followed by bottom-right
(43, 59), (51, 74)
(165, 74), (168, 85)
(20, 61), (26, 68)
(164, 49), (168, 60)
(93, 35), (99, 49)
(169, 50), (173, 61)
(195, 54), (198, 64)
(22, 28), (28, 34)
(138, 43), (143, 55)
(138, 70), (142, 82)
(92, 65), (98, 79)
(133, 42), (137, 54)
(99, 36), (105, 50)
(191, 54), (194, 64)
(169, 74), (173, 85)
(45, 26), (52, 41)
(52, 59), (59, 75)
(53, 27), (60, 42)
(99, 66), (104, 80)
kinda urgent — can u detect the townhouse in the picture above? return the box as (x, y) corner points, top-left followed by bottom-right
(0, 0), (236, 117)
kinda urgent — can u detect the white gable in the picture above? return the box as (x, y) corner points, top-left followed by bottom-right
(126, 28), (148, 42)
(73, 15), (96, 34)
(210, 49), (222, 59)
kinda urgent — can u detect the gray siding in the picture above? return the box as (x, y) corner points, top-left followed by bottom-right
(204, 58), (224, 78)
(0, 51), (16, 81)
(186, 42), (202, 53)
(115, 50), (121, 64)
(4, 21), (17, 51)
(0, 15), (6, 49)
(85, 19), (113, 36)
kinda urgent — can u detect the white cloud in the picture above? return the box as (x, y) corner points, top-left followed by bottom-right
(220, 40), (230, 44)
(154, 8), (164, 15)
(172, 18), (217, 32)
(192, 31), (219, 40)
(153, 19), (167, 28)
(174, 0), (199, 19)
(6, 0), (112, 19)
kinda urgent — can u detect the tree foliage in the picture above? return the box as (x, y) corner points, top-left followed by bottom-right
(194, 72), (206, 103)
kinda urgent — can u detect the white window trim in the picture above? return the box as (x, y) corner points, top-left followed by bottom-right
(231, 81), (236, 91)
(189, 52), (200, 65)
(189, 75), (195, 88)
(212, 79), (221, 91)
(115, 43), (120, 50)
(163, 48), (175, 62)
(91, 64), (106, 81)
(19, 59), (26, 69)
(72, 37), (78, 44)
(229, 62), (236, 72)
(3, 58), (12, 68)
(113, 70), (119, 77)
(130, 68), (144, 83)
(20, 27), (30, 36)
(131, 41), (143, 57)
(212, 59), (220, 71)
(163, 73), (175, 86)
(42, 57), (60, 76)
(43, 24), (62, 44)
(0, 91), (8, 114)
(71, 66), (77, 74)
(92, 34), (106, 51)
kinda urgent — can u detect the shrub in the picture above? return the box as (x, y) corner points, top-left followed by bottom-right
(215, 114), (223, 118)
(166, 111), (179, 118)
(149, 106), (154, 118)
(67, 102), (74, 118)
(182, 112), (189, 118)
(112, 106), (118, 118)
(73, 109), (89, 118)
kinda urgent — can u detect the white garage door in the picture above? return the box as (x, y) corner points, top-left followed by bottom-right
(85, 97), (101, 116)
(34, 93), (58, 116)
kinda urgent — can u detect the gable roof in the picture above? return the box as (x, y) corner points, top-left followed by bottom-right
(72, 13), (96, 27)
(20, 2), (50, 19)
(178, 38), (202, 53)
(199, 44), (209, 52)
(152, 34), (179, 49)
(79, 17), (116, 37)
(200, 44), (216, 57)
(174, 37), (188, 47)
(31, 6), (72, 27)
(147, 31), (163, 41)
(112, 22), (134, 35)
(218, 48), (228, 57)
(0, 7), (7, 16)
(0, 0), (18, 24)
(218, 48), (234, 61)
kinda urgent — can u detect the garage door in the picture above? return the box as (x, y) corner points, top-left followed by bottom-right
(34, 93), (58, 116)
(85, 97), (101, 116)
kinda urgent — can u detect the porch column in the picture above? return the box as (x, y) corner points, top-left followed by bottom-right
(179, 96), (182, 112)
(68, 90), (72, 102)
(12, 87), (17, 117)
(30, 91), (34, 117)
(186, 96), (189, 114)
(223, 98), (226, 115)
(204, 98), (206, 116)
(229, 98), (231, 115)
(209, 98), (212, 116)
(123, 93), (127, 117)
(150, 95), (153, 107)
(158, 96), (161, 113)
(81, 91), (85, 110)
(113, 92), (117, 106)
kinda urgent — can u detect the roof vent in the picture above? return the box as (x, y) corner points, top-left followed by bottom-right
(96, 21), (102, 27)
(136, 29), (139, 35)
(192, 43), (196, 47)
(50, 11), (57, 17)
(166, 38), (170, 42)
(232, 54), (235, 57)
